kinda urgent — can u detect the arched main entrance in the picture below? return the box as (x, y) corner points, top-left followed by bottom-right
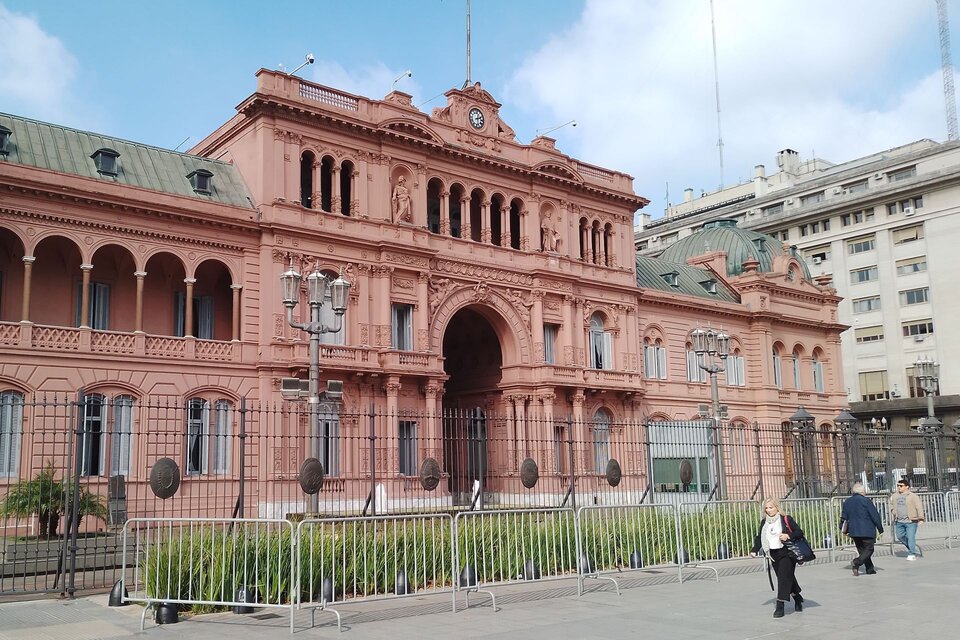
(441, 306), (504, 502)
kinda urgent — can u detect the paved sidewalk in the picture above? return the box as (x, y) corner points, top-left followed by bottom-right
(1, 548), (959, 639)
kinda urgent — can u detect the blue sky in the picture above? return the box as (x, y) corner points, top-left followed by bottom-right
(2, 1), (956, 220)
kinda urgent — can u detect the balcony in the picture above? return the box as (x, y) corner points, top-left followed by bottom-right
(0, 322), (242, 363)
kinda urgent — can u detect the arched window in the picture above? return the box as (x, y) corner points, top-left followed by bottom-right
(449, 185), (464, 238)
(300, 151), (315, 208)
(509, 199), (521, 249)
(80, 394), (106, 477)
(427, 178), (442, 234)
(186, 397), (232, 475)
(110, 395), (135, 477)
(339, 160), (353, 216)
(593, 409), (611, 473)
(0, 391), (24, 478)
(319, 156), (334, 212)
(644, 338), (667, 379)
(772, 347), (783, 389)
(319, 270), (346, 346)
(79, 393), (135, 478)
(792, 349), (802, 390)
(589, 313), (612, 370)
(726, 349), (746, 387)
(812, 352), (824, 393)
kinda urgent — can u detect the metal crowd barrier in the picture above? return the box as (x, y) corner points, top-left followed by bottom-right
(675, 500), (761, 580)
(296, 514), (455, 632)
(947, 492), (960, 542)
(576, 503), (681, 594)
(780, 498), (835, 561)
(454, 508), (577, 611)
(122, 518), (296, 633)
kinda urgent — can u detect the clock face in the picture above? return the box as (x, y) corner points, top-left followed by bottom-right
(468, 107), (485, 130)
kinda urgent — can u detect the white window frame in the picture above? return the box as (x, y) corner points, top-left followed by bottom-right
(589, 314), (613, 370)
(543, 324), (558, 364)
(772, 350), (783, 389)
(813, 357), (824, 393)
(726, 354), (745, 387)
(644, 340), (667, 379)
(391, 303), (414, 351)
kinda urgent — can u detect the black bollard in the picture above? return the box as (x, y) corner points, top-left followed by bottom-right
(459, 565), (478, 588)
(155, 602), (179, 625)
(629, 551), (644, 569)
(522, 559), (541, 580)
(233, 587), (256, 614)
(108, 580), (128, 607)
(394, 570), (412, 595)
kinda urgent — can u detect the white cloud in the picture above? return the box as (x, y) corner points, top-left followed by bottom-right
(505, 0), (945, 216)
(0, 4), (79, 120)
(308, 60), (422, 103)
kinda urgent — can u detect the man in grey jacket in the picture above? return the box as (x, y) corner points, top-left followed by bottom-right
(840, 482), (884, 576)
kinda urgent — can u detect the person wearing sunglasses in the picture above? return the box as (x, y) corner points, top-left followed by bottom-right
(889, 477), (925, 560)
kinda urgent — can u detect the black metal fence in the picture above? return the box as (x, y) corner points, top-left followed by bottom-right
(1, 394), (958, 596)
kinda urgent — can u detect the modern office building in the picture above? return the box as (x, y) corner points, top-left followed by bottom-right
(635, 140), (960, 432)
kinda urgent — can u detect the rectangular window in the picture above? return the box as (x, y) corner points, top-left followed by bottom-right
(75, 281), (110, 330)
(792, 355), (802, 390)
(109, 397), (135, 477)
(800, 192), (824, 206)
(0, 391), (24, 477)
(174, 293), (214, 339)
(80, 396), (105, 477)
(398, 420), (417, 476)
(822, 219), (830, 231)
(896, 256), (927, 276)
(661, 232), (679, 247)
(892, 225), (924, 245)
(391, 303), (413, 350)
(889, 166), (917, 182)
(590, 329), (613, 370)
(211, 400), (231, 474)
(186, 399), (209, 475)
(813, 359), (824, 393)
(847, 236), (875, 255)
(805, 245), (831, 262)
(543, 324), (558, 364)
(849, 266), (878, 284)
(852, 296), (881, 313)
(845, 180), (869, 194)
(762, 203), (784, 217)
(899, 287), (929, 306)
(841, 213), (851, 226)
(593, 422), (610, 474)
(726, 354), (745, 387)
(686, 350), (706, 383)
(901, 320), (934, 337)
(779, 230), (789, 241)
(854, 326), (884, 343)
(773, 352), (782, 389)
(320, 413), (340, 476)
(644, 343), (667, 379)
(858, 370), (889, 401)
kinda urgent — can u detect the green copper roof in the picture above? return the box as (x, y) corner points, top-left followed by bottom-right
(635, 254), (739, 302)
(0, 113), (253, 209)
(658, 219), (811, 279)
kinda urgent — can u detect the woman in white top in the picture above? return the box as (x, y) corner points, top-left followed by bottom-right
(751, 498), (805, 618)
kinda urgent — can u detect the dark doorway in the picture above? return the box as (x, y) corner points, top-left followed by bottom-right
(441, 307), (503, 502)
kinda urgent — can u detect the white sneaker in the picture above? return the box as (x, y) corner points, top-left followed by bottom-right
(907, 555), (917, 561)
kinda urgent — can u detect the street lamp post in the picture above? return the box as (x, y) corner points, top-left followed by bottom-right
(789, 406), (819, 498)
(834, 409), (858, 493)
(915, 356), (943, 492)
(691, 327), (729, 500)
(280, 259), (351, 513)
(869, 417), (891, 492)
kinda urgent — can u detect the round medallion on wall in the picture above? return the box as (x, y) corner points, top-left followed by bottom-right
(468, 107), (485, 130)
(299, 458), (325, 495)
(520, 458), (539, 489)
(419, 457), (441, 491)
(605, 459), (622, 487)
(679, 459), (694, 485)
(149, 458), (181, 499)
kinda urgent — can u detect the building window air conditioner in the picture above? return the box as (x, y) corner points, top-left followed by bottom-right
(812, 256), (823, 265)
(874, 173), (884, 180)
(833, 187), (842, 195)
(913, 334), (925, 343)
(903, 205), (915, 217)
(786, 198), (794, 205)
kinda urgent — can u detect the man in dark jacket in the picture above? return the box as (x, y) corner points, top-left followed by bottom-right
(840, 482), (885, 576)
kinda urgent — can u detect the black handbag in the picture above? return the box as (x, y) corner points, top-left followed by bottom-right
(783, 517), (816, 564)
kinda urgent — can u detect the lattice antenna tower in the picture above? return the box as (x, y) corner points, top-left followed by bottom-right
(938, 0), (958, 141)
(710, 0), (725, 189)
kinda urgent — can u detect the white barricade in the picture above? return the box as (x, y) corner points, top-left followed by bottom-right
(122, 518), (296, 633)
(675, 500), (762, 580)
(296, 514), (456, 631)
(576, 503), (682, 593)
(780, 498), (836, 561)
(947, 492), (960, 542)
(454, 508), (577, 611)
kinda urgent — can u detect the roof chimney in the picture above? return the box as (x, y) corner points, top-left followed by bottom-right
(684, 188), (694, 203)
(776, 149), (800, 174)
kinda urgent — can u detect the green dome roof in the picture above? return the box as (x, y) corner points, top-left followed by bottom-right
(658, 219), (811, 279)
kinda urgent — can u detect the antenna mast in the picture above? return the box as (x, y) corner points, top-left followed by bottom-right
(938, 0), (958, 141)
(709, 0), (725, 189)
(465, 0), (472, 87)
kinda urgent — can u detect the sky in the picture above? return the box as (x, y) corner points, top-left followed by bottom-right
(1, 0), (956, 221)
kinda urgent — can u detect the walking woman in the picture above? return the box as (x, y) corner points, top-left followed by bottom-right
(751, 498), (804, 618)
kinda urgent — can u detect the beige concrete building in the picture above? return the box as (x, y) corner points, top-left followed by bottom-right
(635, 140), (960, 431)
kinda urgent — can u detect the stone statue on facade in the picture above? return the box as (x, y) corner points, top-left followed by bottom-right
(392, 176), (412, 223)
(540, 212), (560, 252)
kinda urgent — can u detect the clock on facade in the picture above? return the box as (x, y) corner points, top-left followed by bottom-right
(468, 107), (485, 130)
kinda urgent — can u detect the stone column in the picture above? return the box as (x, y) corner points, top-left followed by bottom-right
(520, 208), (530, 250)
(514, 395), (528, 460)
(184, 277), (196, 337)
(439, 190), (449, 235)
(349, 169), (360, 216)
(504, 396), (516, 467)
(231, 284), (243, 341)
(79, 264), (93, 329)
(20, 256), (35, 323)
(416, 272), (429, 351)
(331, 165), (341, 213)
(480, 200), (491, 243)
(379, 267), (393, 347)
(134, 271), (146, 333)
(385, 376), (401, 474)
(572, 298), (584, 367)
(460, 196), (471, 240)
(561, 295), (574, 366)
(424, 383), (441, 452)
(531, 290), (545, 363)
(357, 264), (371, 346)
(538, 391), (556, 466)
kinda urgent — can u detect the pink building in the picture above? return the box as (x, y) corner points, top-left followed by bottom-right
(0, 71), (849, 518)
